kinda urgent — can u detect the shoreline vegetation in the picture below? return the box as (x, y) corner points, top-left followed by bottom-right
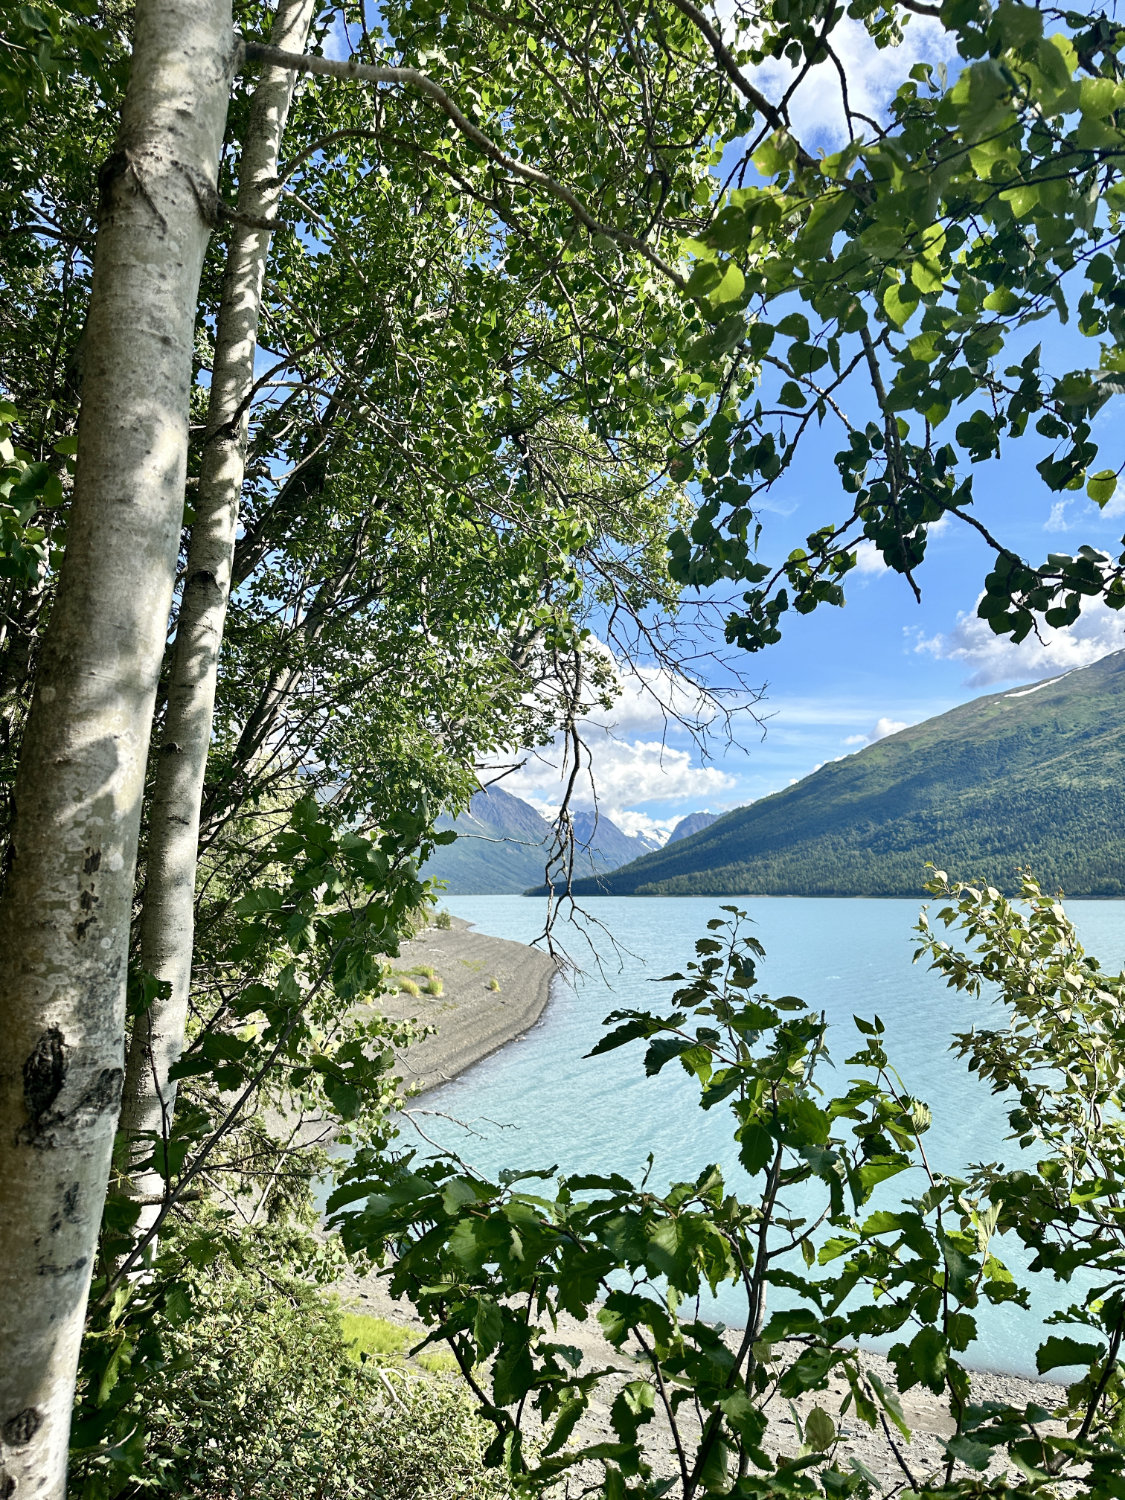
(339, 910), (1067, 1490)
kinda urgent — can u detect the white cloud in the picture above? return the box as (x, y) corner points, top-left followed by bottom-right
(611, 809), (680, 845)
(499, 734), (737, 826)
(853, 516), (951, 576)
(914, 596), (1125, 687)
(1044, 500), (1072, 533)
(589, 660), (720, 735)
(873, 716), (909, 740)
(751, 15), (958, 150)
(1100, 484), (1125, 518)
(843, 715), (911, 747)
(853, 541), (888, 575)
(324, 15), (350, 59)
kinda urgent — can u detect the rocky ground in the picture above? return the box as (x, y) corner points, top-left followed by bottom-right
(372, 913), (558, 1094)
(340, 1254), (1065, 1497)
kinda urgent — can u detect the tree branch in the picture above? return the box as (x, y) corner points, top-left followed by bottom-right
(238, 37), (686, 287)
(663, 0), (817, 169)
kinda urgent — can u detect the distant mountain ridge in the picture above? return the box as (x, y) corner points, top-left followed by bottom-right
(667, 811), (718, 844)
(424, 786), (660, 894)
(554, 651), (1125, 899)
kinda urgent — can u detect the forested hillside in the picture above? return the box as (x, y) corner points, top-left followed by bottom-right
(561, 653), (1125, 897)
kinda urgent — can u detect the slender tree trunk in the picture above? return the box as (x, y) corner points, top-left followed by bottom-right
(119, 0), (317, 1235)
(0, 6), (234, 1496)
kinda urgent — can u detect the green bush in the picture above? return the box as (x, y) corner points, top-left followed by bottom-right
(333, 885), (1125, 1498)
(71, 1231), (509, 1500)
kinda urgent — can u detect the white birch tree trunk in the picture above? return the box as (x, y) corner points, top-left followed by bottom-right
(119, 0), (317, 1242)
(0, 5), (234, 1495)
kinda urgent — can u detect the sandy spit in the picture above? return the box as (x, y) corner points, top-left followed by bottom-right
(376, 914), (558, 1095)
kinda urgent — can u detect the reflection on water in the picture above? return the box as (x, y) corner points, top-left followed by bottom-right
(410, 895), (1125, 1377)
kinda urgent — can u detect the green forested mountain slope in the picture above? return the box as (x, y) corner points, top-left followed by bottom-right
(558, 652), (1125, 898)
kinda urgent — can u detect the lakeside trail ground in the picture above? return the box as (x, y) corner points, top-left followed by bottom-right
(335, 916), (1068, 1495)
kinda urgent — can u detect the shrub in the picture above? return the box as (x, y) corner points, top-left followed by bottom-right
(487, 977), (500, 992)
(71, 1230), (510, 1500)
(333, 887), (1125, 1499)
(398, 976), (421, 997)
(432, 909), (453, 930)
(424, 976), (443, 996)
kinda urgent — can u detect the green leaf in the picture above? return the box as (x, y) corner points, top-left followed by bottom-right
(737, 1123), (773, 1175)
(711, 261), (746, 307)
(1036, 1335), (1105, 1373)
(891, 1326), (947, 1395)
(696, 1435), (731, 1491)
(945, 1433), (995, 1470)
(883, 282), (918, 329)
(804, 1405), (835, 1451)
(1087, 469), (1118, 507)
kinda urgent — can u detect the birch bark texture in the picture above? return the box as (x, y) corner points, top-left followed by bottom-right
(120, 0), (317, 1239)
(0, 5), (234, 1496)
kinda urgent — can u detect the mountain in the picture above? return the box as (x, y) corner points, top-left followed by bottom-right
(572, 809), (660, 867)
(666, 811), (718, 844)
(554, 651), (1125, 899)
(425, 787), (659, 894)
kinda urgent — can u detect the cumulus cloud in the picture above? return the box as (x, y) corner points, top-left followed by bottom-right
(852, 541), (888, 575)
(588, 660), (721, 735)
(504, 735), (735, 812)
(914, 597), (1125, 687)
(492, 730), (737, 844)
(611, 809), (681, 845)
(873, 716), (909, 740)
(751, 14), (958, 150)
(843, 716), (911, 747)
(1044, 500), (1073, 533)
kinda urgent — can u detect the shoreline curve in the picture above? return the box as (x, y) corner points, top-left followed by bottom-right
(378, 914), (558, 1097)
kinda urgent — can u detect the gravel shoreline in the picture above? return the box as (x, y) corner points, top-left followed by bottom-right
(375, 913), (558, 1095)
(342, 1264), (1067, 1495)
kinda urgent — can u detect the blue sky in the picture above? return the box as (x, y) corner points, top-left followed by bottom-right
(496, 11), (1125, 841)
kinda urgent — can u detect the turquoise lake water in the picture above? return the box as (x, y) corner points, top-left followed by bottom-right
(409, 895), (1125, 1378)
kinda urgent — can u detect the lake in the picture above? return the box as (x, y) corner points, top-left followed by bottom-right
(411, 894), (1125, 1377)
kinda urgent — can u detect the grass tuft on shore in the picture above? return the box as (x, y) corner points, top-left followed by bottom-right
(341, 1312), (458, 1374)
